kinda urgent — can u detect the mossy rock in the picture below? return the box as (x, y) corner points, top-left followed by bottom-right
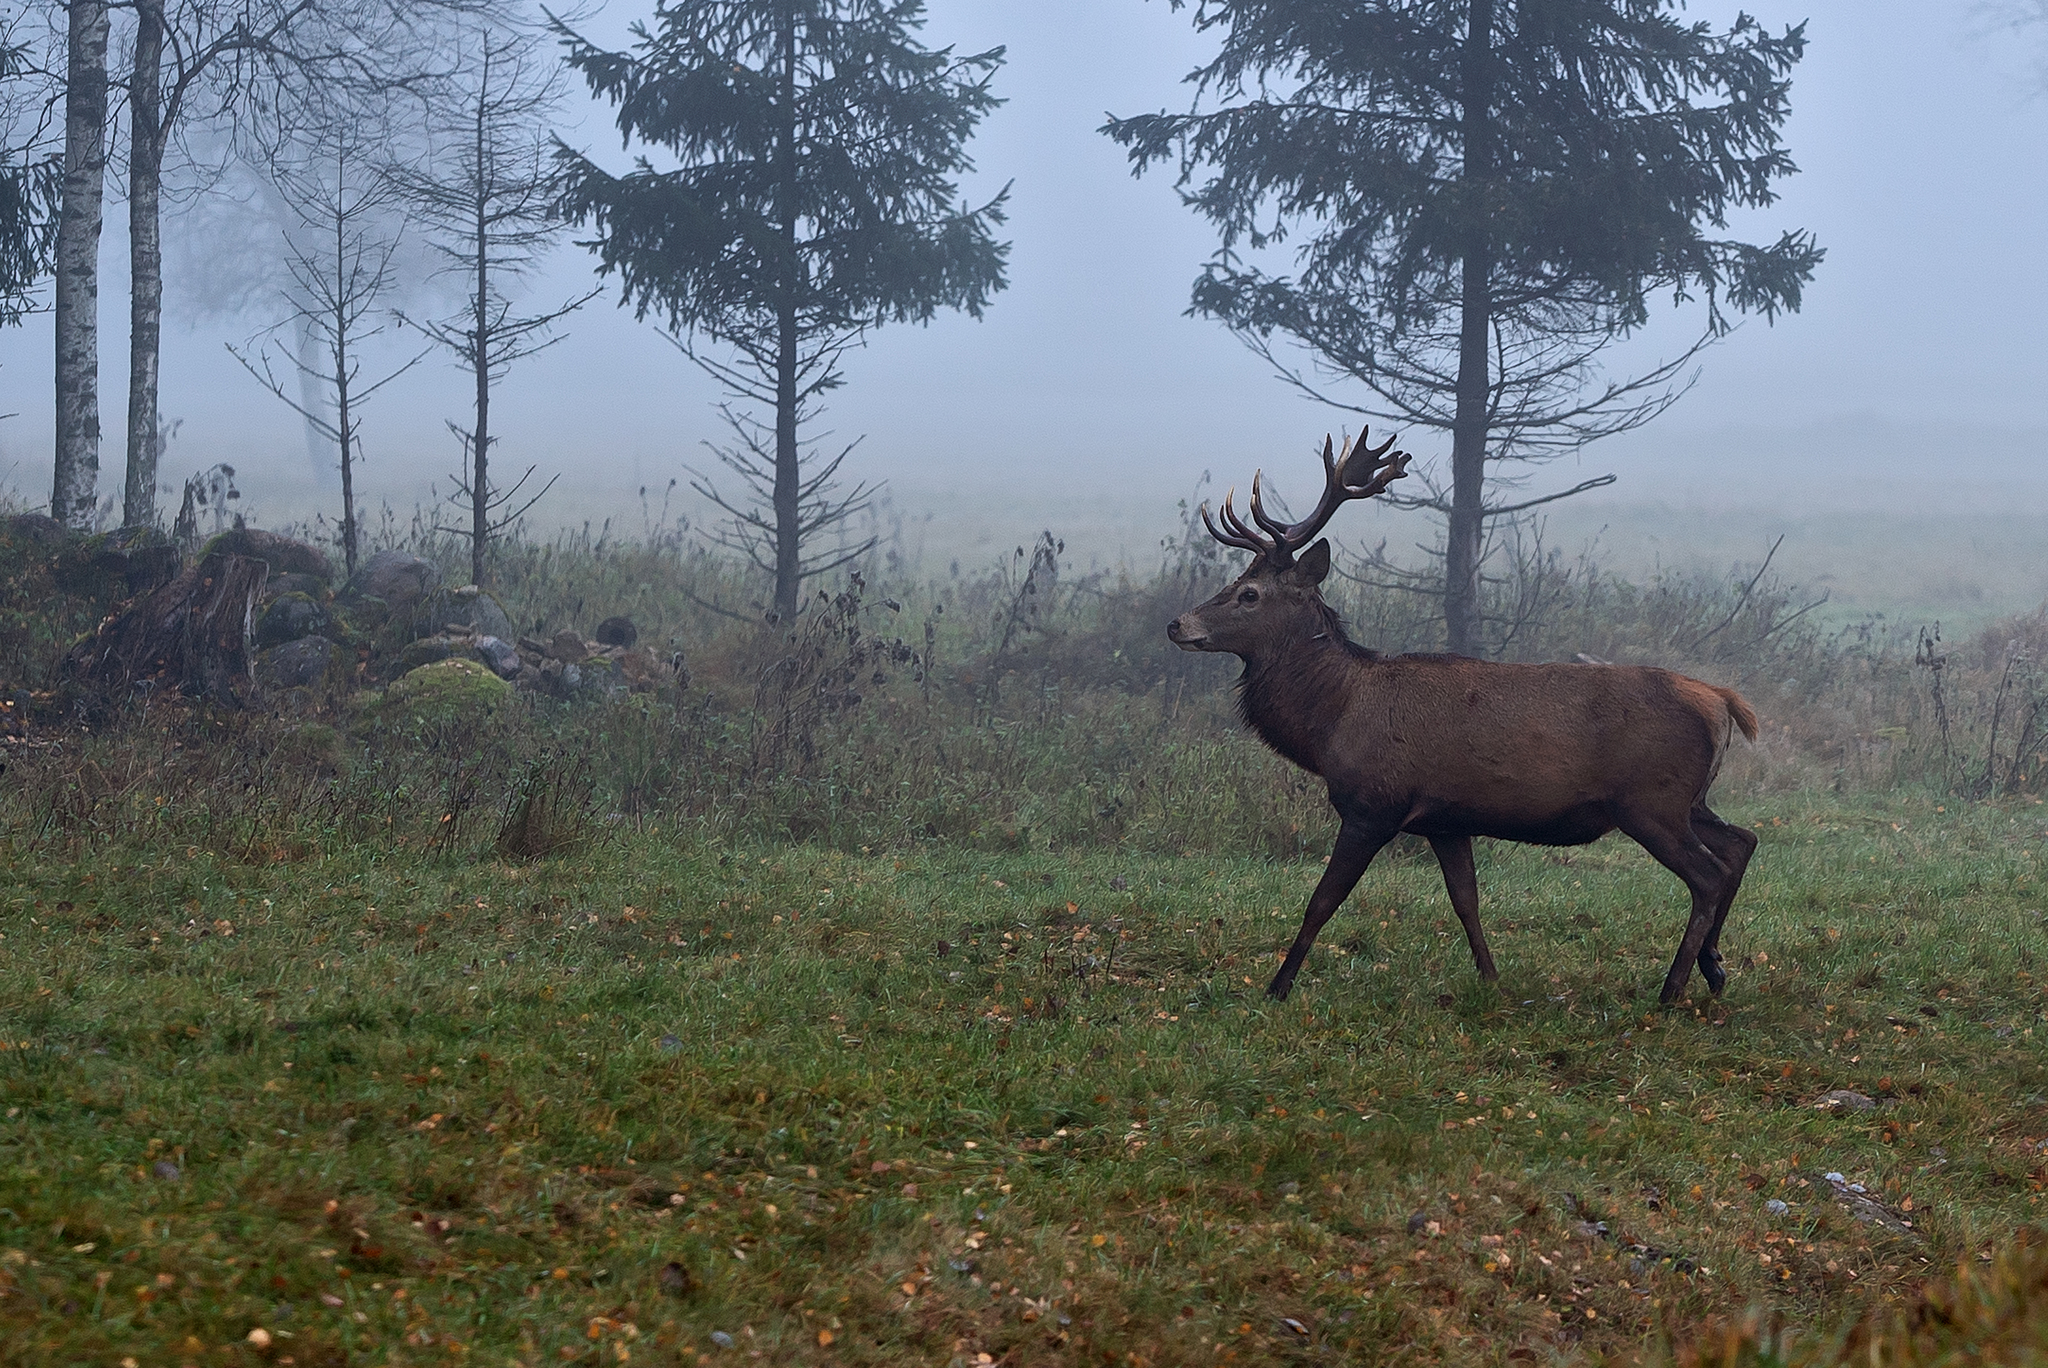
(52, 525), (181, 600)
(367, 657), (512, 730)
(391, 634), (460, 676)
(255, 591), (330, 648)
(275, 721), (347, 774)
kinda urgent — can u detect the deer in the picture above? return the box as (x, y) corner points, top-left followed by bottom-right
(1167, 431), (1760, 1006)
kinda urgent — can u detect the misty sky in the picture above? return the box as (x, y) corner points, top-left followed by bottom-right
(1, 0), (2044, 572)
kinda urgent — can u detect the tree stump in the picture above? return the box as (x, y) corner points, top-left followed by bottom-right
(64, 551), (269, 708)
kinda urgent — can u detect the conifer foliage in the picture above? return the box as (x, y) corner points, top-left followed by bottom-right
(1105, 0), (1823, 654)
(555, 0), (1010, 621)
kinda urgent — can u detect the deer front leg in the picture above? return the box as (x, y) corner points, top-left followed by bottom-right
(1267, 820), (1395, 1000)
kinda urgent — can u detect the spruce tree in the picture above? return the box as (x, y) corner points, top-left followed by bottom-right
(1105, 0), (1823, 654)
(555, 0), (1009, 621)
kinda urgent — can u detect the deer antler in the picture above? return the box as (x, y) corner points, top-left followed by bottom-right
(1199, 430), (1411, 567)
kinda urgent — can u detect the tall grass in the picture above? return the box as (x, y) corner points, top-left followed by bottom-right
(4, 500), (2045, 865)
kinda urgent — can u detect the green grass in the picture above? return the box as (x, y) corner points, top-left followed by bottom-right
(4, 794), (2048, 1366)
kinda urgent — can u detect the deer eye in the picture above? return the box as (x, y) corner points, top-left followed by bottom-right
(1237, 587), (1259, 604)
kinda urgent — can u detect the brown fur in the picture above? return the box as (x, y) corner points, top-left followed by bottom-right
(1170, 541), (1759, 1004)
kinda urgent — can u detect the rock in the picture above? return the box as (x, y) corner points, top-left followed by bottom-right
(391, 635), (460, 676)
(255, 591), (329, 648)
(267, 635), (337, 688)
(202, 527), (332, 581)
(371, 657), (513, 730)
(262, 571), (327, 604)
(575, 655), (629, 700)
(1811, 1090), (1877, 1113)
(595, 615), (638, 648)
(548, 628), (589, 662)
(0, 512), (70, 552)
(1764, 1198), (1789, 1215)
(53, 525), (183, 599)
(414, 586), (513, 643)
(1812, 1171), (1918, 1235)
(617, 647), (672, 692)
(345, 550), (440, 613)
(473, 635), (521, 679)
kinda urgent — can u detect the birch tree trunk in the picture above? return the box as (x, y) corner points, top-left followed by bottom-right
(51, 0), (110, 530)
(123, 0), (166, 530)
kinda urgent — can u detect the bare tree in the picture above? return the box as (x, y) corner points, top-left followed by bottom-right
(390, 24), (592, 588)
(227, 123), (426, 578)
(115, 0), (510, 530)
(50, 0), (109, 528)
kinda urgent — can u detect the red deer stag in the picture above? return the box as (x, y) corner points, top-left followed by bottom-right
(1167, 432), (1759, 1005)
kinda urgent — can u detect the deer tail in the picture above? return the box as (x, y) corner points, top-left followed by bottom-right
(1716, 686), (1760, 742)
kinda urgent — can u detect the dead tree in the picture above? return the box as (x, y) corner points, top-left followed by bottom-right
(228, 123), (426, 579)
(388, 25), (592, 588)
(64, 550), (268, 707)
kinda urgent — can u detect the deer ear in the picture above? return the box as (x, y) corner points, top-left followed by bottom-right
(1293, 539), (1332, 586)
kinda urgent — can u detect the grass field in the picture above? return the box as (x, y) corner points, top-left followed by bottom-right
(5, 789), (2047, 1366)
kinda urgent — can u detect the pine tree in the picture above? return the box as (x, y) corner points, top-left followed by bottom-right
(554, 0), (1009, 622)
(1105, 0), (1823, 654)
(0, 17), (59, 331)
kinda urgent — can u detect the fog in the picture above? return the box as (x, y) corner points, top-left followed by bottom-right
(2, 0), (2045, 590)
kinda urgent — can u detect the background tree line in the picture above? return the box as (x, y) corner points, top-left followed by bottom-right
(0, 0), (1820, 651)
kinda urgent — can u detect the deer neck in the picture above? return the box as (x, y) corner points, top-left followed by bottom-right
(1236, 620), (1369, 777)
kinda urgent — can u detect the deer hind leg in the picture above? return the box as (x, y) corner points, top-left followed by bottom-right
(1690, 805), (1759, 995)
(1616, 805), (1732, 1005)
(1428, 835), (1497, 982)
(1267, 819), (1395, 1001)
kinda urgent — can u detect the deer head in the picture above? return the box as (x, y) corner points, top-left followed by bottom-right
(1167, 430), (1410, 657)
